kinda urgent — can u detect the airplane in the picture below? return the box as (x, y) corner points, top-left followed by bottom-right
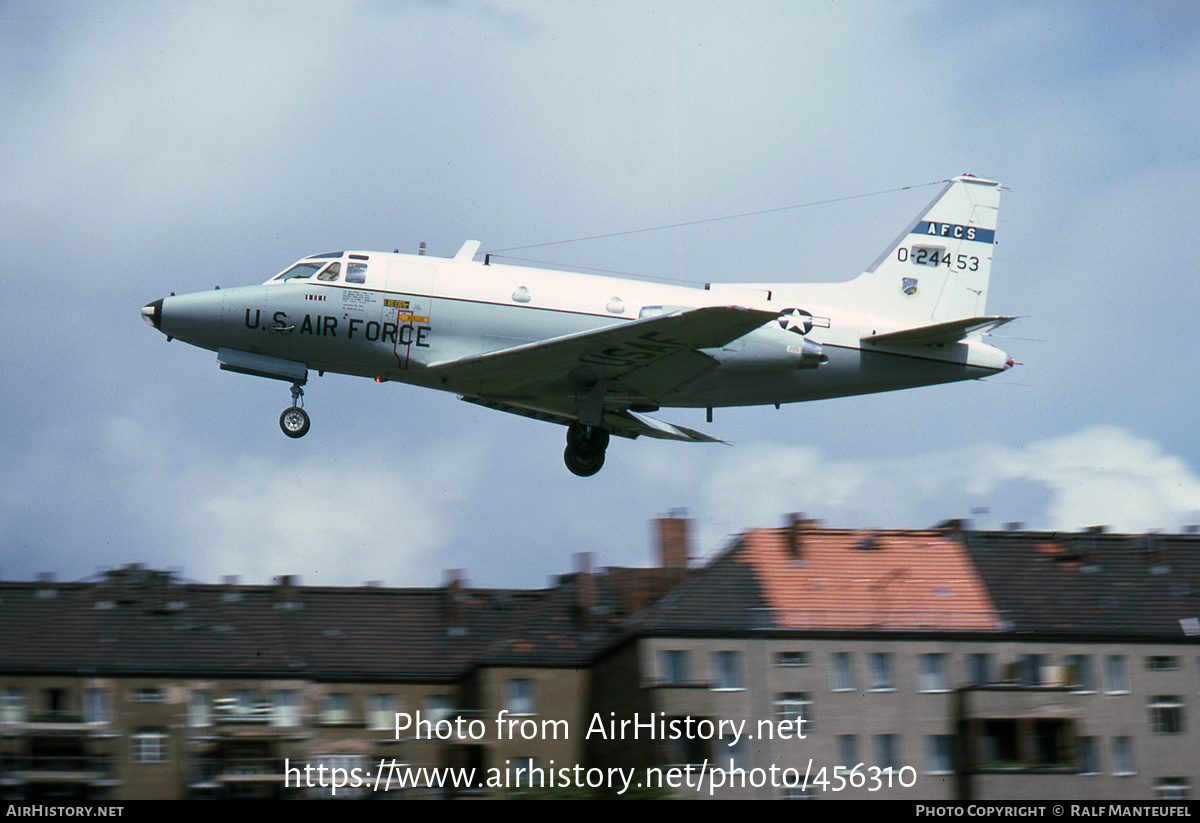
(141, 174), (1014, 477)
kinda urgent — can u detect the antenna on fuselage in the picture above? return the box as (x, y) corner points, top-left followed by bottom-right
(418, 241), (426, 256)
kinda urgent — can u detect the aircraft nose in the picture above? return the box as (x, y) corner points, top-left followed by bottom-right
(141, 298), (163, 330)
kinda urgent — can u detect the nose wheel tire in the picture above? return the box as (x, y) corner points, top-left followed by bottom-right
(280, 406), (310, 438)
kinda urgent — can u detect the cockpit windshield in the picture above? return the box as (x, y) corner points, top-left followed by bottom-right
(273, 262), (324, 281)
(270, 258), (342, 284)
(267, 252), (360, 285)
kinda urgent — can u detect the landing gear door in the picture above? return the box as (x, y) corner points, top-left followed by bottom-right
(383, 259), (436, 370)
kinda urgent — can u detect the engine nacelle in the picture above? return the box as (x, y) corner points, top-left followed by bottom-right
(710, 324), (825, 370)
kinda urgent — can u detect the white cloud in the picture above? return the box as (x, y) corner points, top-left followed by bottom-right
(686, 426), (1200, 555)
(0, 409), (485, 587)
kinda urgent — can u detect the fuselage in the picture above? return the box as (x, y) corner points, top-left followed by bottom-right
(146, 248), (1009, 410)
(142, 175), (1013, 475)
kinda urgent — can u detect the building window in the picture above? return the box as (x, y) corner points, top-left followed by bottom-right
(776, 651), (809, 667)
(1112, 737), (1135, 775)
(783, 784), (817, 800)
(1076, 737), (1100, 775)
(133, 728), (168, 763)
(1032, 719), (1071, 767)
(660, 650), (691, 684)
(837, 735), (858, 770)
(132, 687), (164, 703)
(272, 690), (300, 727)
(322, 693), (352, 725)
(84, 688), (110, 724)
(424, 695), (454, 723)
(980, 720), (1018, 766)
(712, 651), (744, 690)
(217, 688), (259, 721)
(0, 688), (27, 723)
(664, 720), (713, 766)
(875, 734), (898, 770)
(1155, 778), (1190, 800)
(1147, 655), (1180, 671)
(1149, 696), (1184, 734)
(366, 694), (395, 730)
(311, 755), (367, 798)
(1067, 655), (1095, 692)
(831, 652), (855, 692)
(868, 653), (895, 691)
(1022, 654), (1044, 686)
(505, 679), (537, 715)
(188, 690), (211, 727)
(966, 653), (993, 686)
(719, 731), (745, 769)
(508, 756), (536, 788)
(919, 654), (950, 692)
(972, 720), (1072, 768)
(775, 693), (812, 731)
(1105, 655), (1129, 693)
(927, 735), (953, 774)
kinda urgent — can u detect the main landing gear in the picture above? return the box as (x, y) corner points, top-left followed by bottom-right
(564, 422), (610, 477)
(279, 380), (310, 438)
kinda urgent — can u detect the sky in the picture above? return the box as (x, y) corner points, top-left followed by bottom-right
(2, 1), (1199, 590)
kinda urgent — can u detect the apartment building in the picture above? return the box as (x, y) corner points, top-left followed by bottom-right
(1, 518), (1196, 800)
(588, 519), (1200, 800)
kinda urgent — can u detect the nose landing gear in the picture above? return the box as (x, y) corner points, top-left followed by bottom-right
(280, 380), (310, 438)
(564, 422), (609, 477)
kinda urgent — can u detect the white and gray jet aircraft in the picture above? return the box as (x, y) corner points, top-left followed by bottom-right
(142, 174), (1015, 476)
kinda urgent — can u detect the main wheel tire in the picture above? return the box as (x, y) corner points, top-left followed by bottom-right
(564, 445), (605, 477)
(280, 406), (310, 438)
(567, 422), (609, 455)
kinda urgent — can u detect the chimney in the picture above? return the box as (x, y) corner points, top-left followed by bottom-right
(784, 512), (813, 560)
(274, 574), (299, 609)
(934, 518), (971, 535)
(575, 552), (595, 631)
(655, 513), (691, 568)
(444, 569), (465, 634)
(35, 572), (56, 600)
(143, 568), (169, 614)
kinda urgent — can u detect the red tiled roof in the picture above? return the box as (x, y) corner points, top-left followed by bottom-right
(738, 526), (1003, 631)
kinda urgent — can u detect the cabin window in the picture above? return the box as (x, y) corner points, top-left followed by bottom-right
(346, 262), (368, 284)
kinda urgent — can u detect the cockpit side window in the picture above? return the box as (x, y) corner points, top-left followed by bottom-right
(346, 262), (368, 284)
(317, 262), (341, 282)
(274, 262), (323, 281)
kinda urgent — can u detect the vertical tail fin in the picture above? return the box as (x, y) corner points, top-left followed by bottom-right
(860, 174), (1001, 323)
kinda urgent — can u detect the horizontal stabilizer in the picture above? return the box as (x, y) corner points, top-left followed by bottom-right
(862, 316), (1015, 347)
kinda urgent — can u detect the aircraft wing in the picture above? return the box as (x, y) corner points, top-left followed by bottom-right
(861, 316), (1015, 346)
(429, 305), (777, 401)
(461, 396), (726, 443)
